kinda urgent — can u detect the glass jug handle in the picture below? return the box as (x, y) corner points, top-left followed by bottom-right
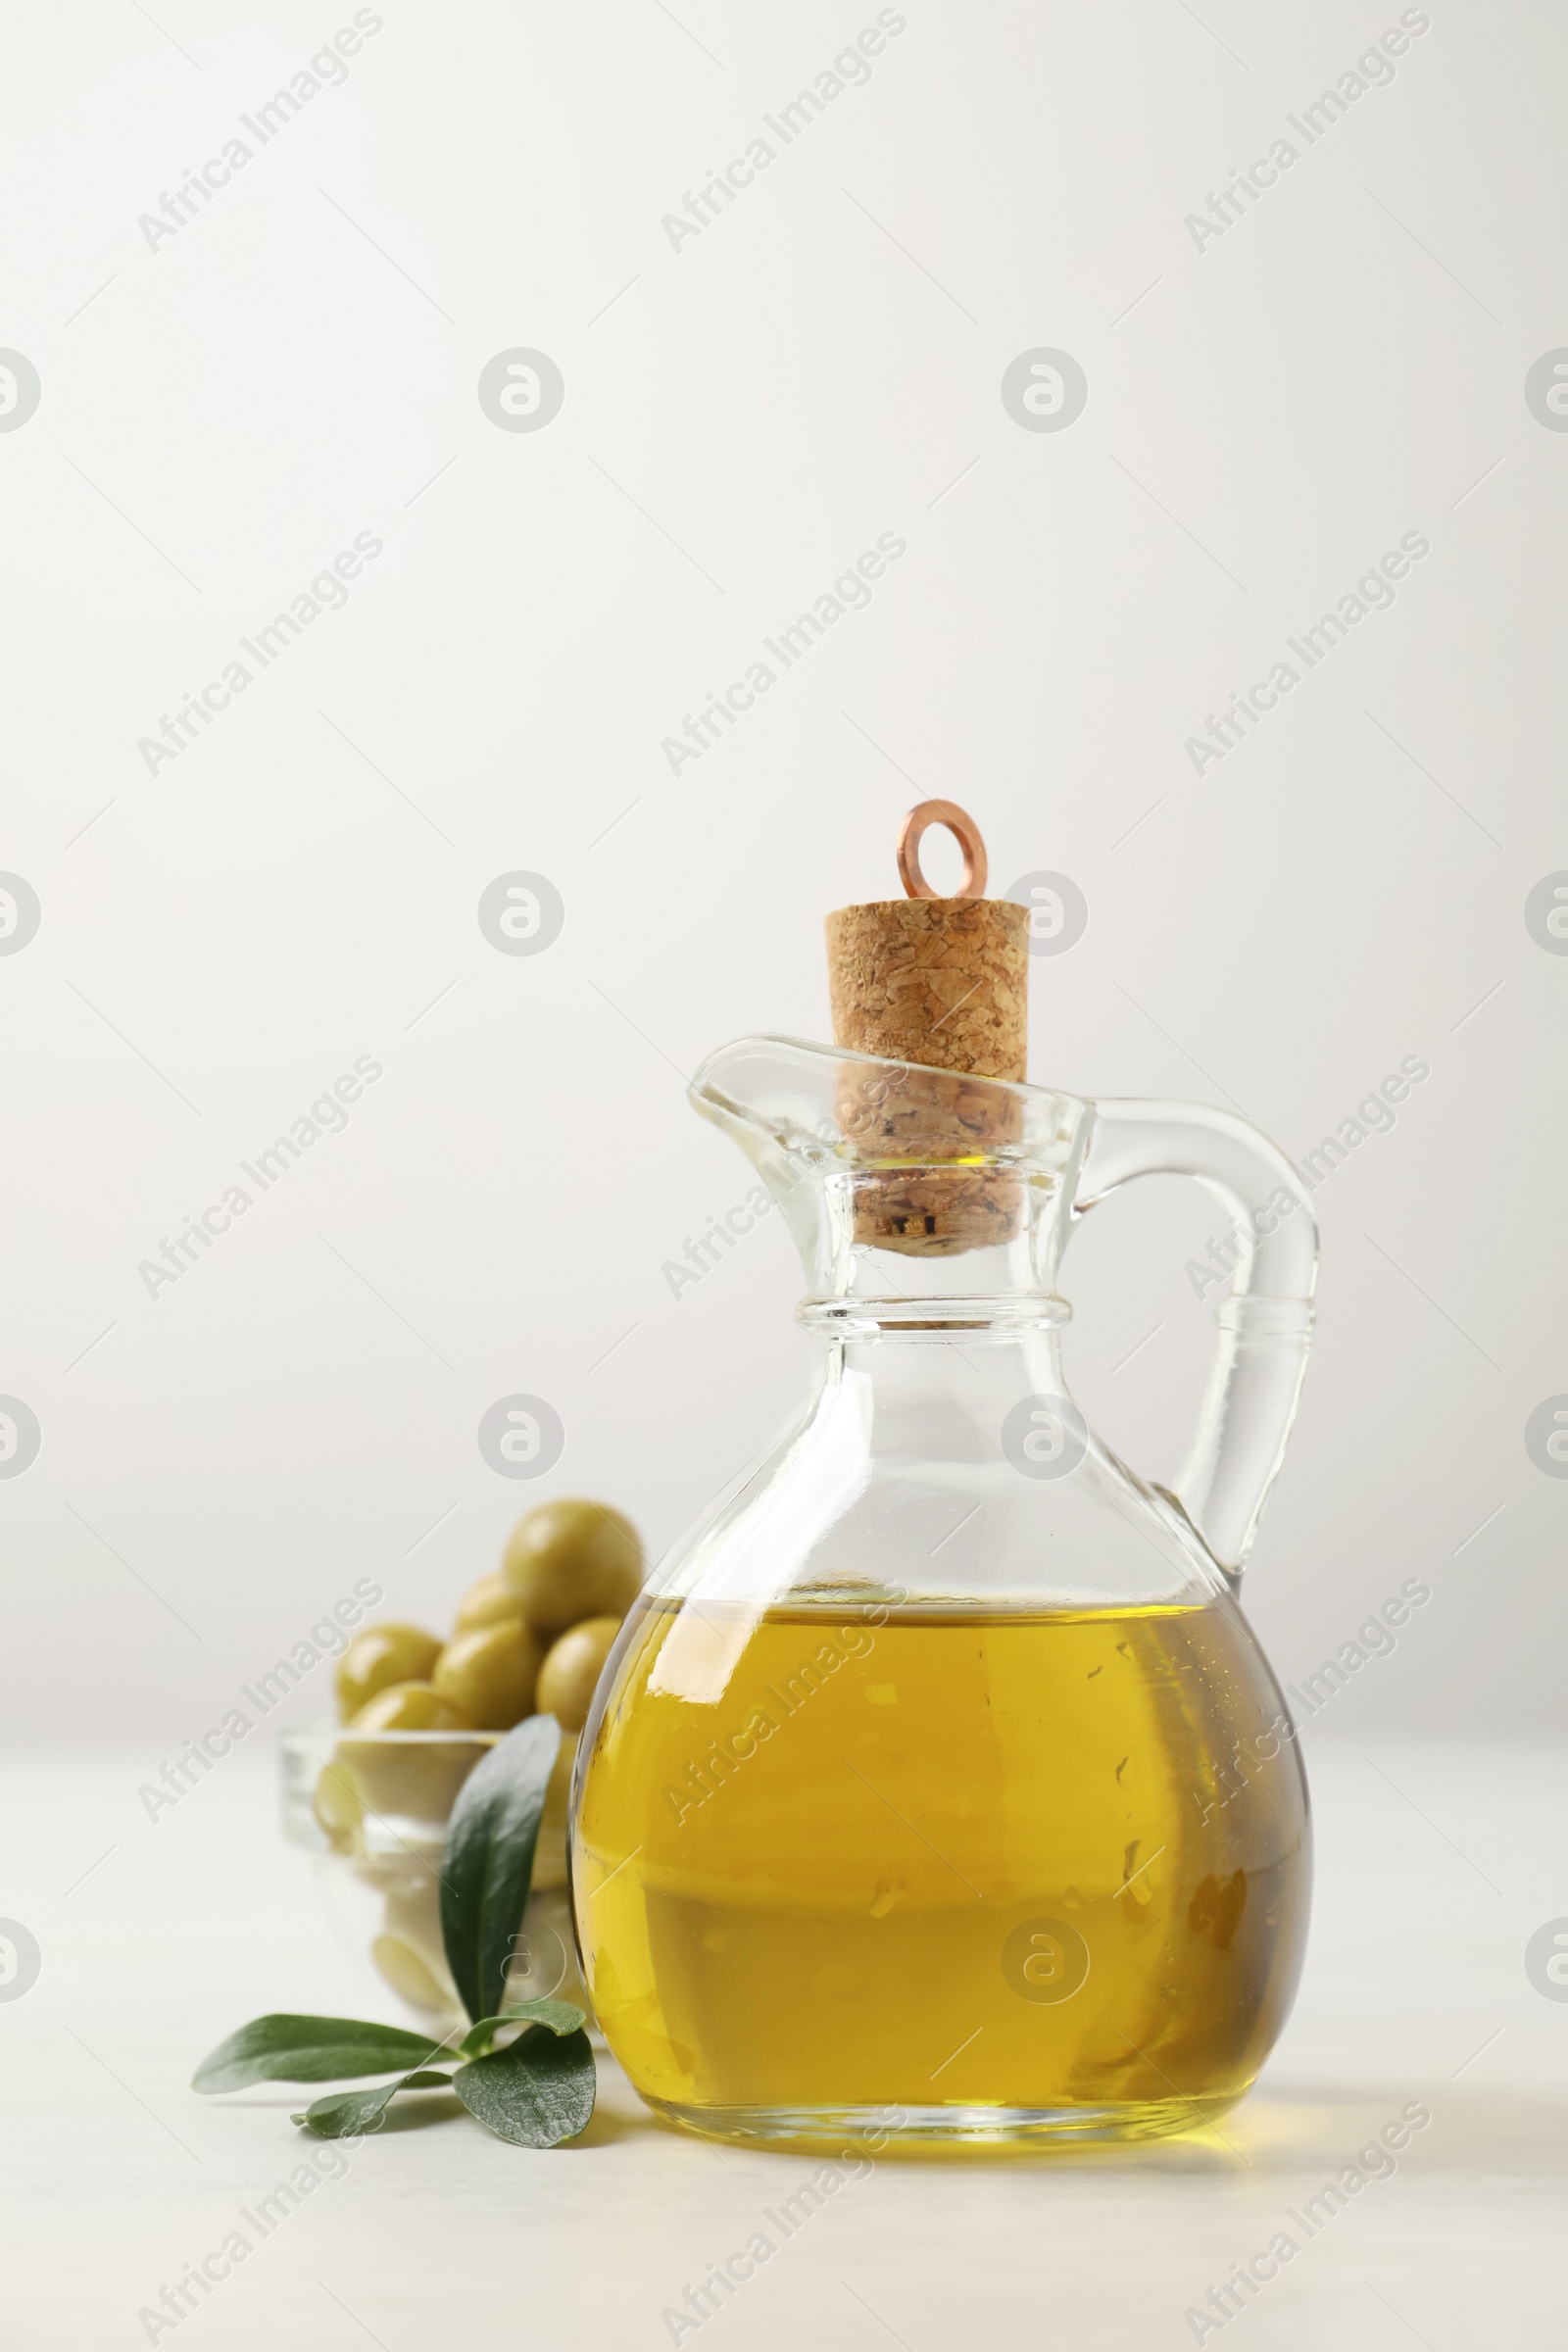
(1071, 1099), (1318, 1575)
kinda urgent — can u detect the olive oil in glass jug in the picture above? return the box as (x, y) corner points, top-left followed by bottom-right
(571, 1029), (1317, 2150)
(574, 795), (1318, 2156)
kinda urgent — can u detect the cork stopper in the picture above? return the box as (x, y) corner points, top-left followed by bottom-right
(824, 897), (1028, 1080)
(825, 802), (1029, 1257)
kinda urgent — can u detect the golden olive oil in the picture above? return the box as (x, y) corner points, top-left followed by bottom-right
(573, 1596), (1309, 2142)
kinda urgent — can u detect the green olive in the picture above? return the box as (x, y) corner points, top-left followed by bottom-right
(313, 1757), (365, 1852)
(339, 1702), (477, 1824)
(453, 1571), (524, 1637)
(350, 1681), (470, 1733)
(537, 1615), (621, 1734)
(336, 1622), (443, 1722)
(371, 1932), (450, 2016)
(432, 1620), (542, 1731)
(501, 1498), (642, 1640)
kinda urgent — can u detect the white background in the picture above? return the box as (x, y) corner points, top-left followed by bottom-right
(2, 0), (1564, 1761)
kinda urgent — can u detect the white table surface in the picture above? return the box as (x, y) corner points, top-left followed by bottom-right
(3, 1737), (1563, 2350)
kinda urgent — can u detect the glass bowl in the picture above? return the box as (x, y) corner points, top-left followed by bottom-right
(279, 1728), (585, 2038)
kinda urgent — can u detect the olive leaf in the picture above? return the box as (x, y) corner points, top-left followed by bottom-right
(193, 2014), (446, 2093)
(457, 2000), (586, 2059)
(453, 2026), (595, 2148)
(293, 2070), (456, 2138)
(193, 1708), (599, 2151)
(292, 2008), (593, 2142)
(439, 1713), (562, 2027)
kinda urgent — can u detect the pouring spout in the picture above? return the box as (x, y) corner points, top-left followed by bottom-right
(689, 1035), (845, 1273)
(688, 1035), (1088, 1318)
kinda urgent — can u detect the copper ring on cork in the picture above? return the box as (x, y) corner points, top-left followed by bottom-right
(897, 800), (989, 901)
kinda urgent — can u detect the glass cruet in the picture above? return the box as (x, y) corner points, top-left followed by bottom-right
(571, 1033), (1319, 2149)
